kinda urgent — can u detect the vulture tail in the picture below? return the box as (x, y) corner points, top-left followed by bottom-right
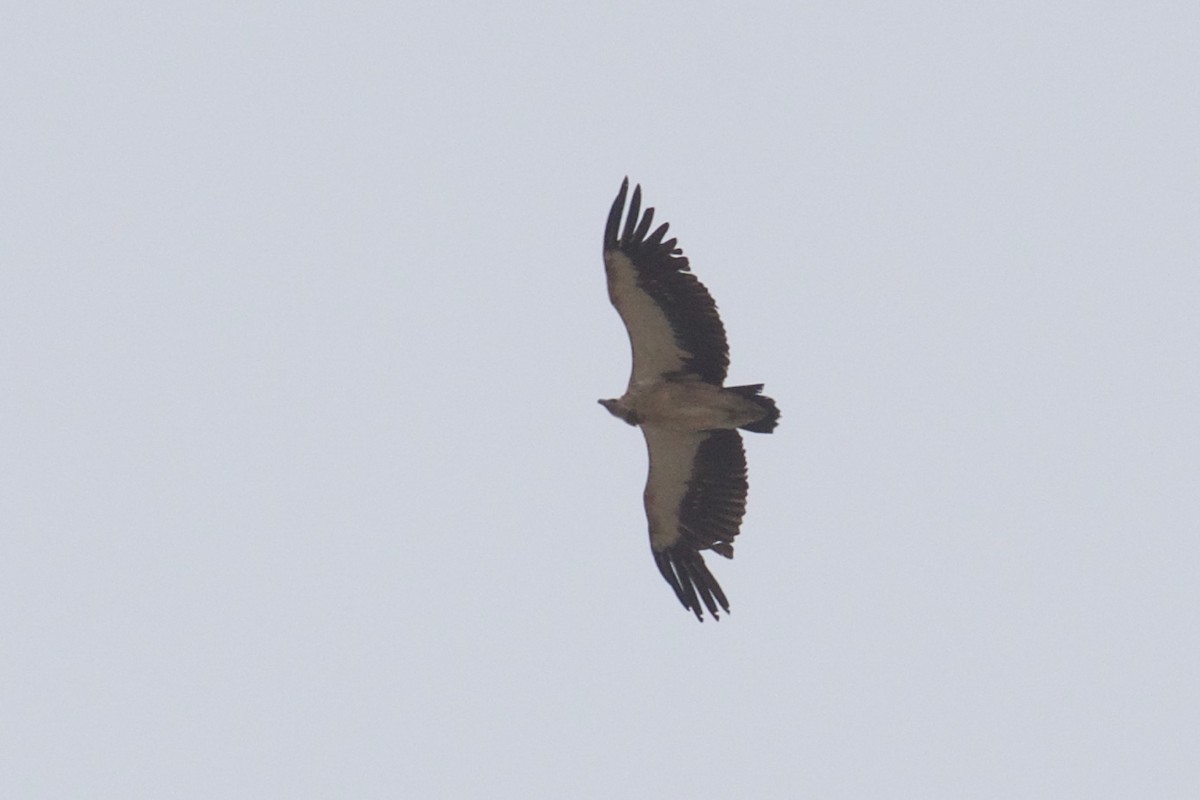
(726, 384), (780, 434)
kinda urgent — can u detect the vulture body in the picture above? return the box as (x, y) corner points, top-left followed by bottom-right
(599, 178), (779, 621)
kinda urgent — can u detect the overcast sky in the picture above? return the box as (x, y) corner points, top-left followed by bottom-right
(3, 3), (1198, 798)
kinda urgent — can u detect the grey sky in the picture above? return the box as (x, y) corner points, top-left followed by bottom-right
(3, 3), (1198, 797)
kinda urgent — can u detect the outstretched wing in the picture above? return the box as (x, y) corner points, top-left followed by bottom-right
(603, 178), (729, 387)
(641, 425), (749, 621)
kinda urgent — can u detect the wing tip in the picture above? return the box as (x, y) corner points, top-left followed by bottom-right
(654, 546), (731, 622)
(604, 178), (630, 251)
(606, 177), (670, 256)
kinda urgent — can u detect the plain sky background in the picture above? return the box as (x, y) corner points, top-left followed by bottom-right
(3, 2), (1198, 797)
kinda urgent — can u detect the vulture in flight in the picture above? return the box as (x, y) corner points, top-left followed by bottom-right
(599, 178), (779, 621)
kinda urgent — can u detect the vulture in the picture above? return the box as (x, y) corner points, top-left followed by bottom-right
(599, 178), (779, 621)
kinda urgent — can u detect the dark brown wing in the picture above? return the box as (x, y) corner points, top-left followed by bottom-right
(602, 178), (729, 386)
(643, 427), (748, 621)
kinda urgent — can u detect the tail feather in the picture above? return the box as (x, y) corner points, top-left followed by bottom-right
(727, 383), (780, 433)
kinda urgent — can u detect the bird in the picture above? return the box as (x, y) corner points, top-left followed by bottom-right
(599, 178), (779, 621)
